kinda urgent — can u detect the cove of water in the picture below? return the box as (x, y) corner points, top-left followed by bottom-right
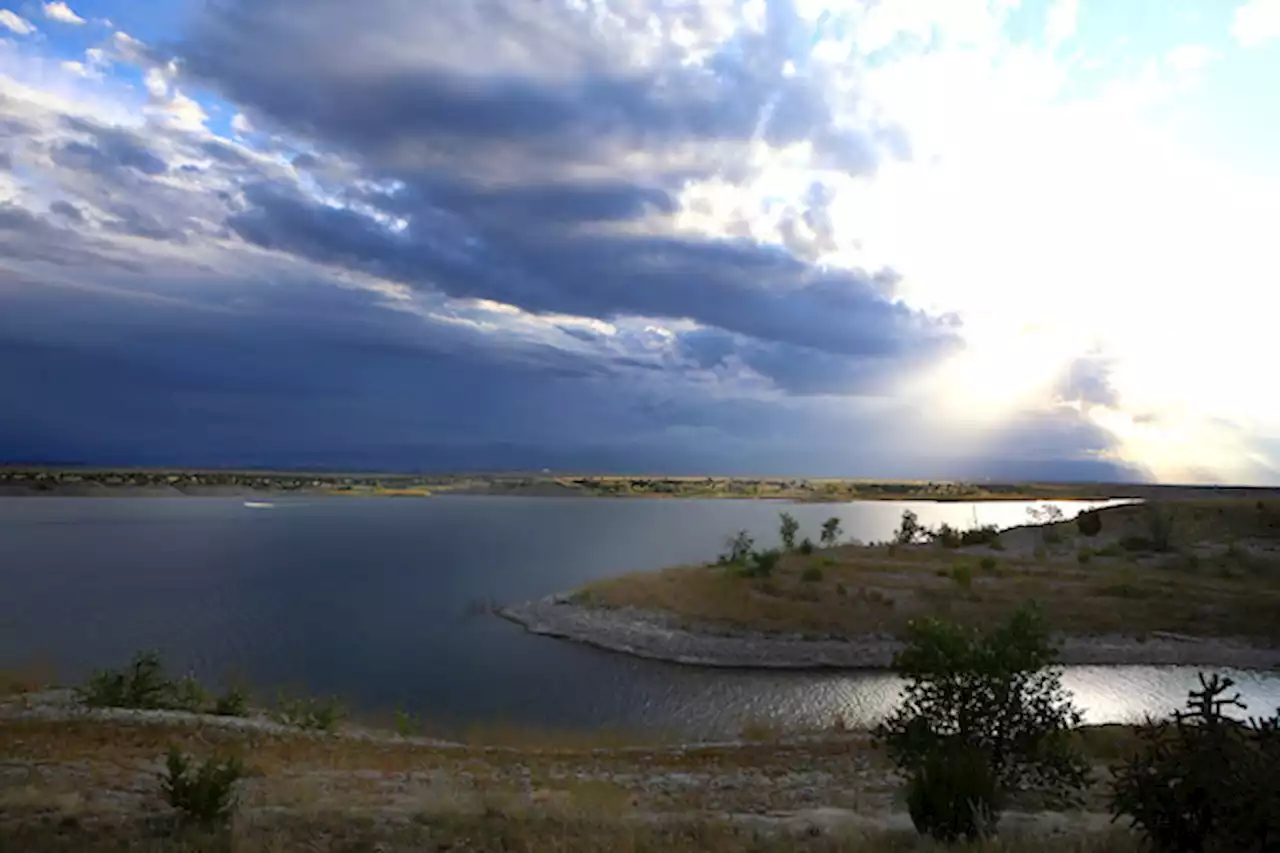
(2, 495), (1276, 738)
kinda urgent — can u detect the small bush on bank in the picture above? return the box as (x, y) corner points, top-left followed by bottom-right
(820, 517), (842, 548)
(395, 707), (421, 737)
(75, 652), (250, 718)
(950, 563), (973, 590)
(1078, 549), (1093, 565)
(273, 692), (345, 731)
(979, 556), (998, 573)
(162, 748), (244, 826)
(1110, 673), (1280, 852)
(875, 607), (1089, 843)
(931, 523), (963, 549)
(798, 537), (814, 555)
(959, 525), (1001, 547)
(778, 512), (800, 551)
(1076, 511), (1103, 537)
(212, 688), (249, 718)
(895, 510), (924, 545)
(719, 530), (755, 566)
(169, 675), (209, 713)
(801, 565), (823, 583)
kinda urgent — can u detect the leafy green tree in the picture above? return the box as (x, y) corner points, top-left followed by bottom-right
(779, 512), (800, 551)
(875, 606), (1089, 842)
(820, 517), (843, 548)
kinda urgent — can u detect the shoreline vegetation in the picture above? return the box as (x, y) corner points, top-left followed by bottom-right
(501, 501), (1280, 671)
(7, 465), (1280, 503)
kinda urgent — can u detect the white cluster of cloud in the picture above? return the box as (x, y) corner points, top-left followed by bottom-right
(0, 0), (1275, 481)
(43, 1), (85, 25)
(0, 9), (37, 35)
(1233, 0), (1280, 46)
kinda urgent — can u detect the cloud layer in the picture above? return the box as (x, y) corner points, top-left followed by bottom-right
(0, 0), (1194, 479)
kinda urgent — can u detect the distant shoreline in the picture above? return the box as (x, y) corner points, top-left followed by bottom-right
(7, 467), (1280, 503)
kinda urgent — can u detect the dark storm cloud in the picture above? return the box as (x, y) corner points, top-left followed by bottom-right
(51, 120), (169, 177)
(49, 200), (85, 222)
(228, 179), (952, 360)
(180, 0), (897, 175)
(172, 0), (943, 387)
(679, 327), (958, 395)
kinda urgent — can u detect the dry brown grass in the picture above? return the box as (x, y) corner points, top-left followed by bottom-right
(581, 502), (1280, 642)
(0, 713), (1148, 853)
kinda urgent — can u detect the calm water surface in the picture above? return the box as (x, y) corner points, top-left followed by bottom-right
(2, 496), (1277, 738)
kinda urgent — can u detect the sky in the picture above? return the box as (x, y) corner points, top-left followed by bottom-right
(0, 0), (1277, 481)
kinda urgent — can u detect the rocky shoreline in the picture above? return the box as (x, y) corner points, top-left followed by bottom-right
(499, 596), (1280, 670)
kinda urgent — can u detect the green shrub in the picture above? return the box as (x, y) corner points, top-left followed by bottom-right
(950, 563), (973, 590)
(895, 510), (924, 545)
(798, 537), (814, 556)
(169, 674), (209, 713)
(905, 741), (1002, 842)
(162, 748), (243, 826)
(273, 692), (345, 731)
(1076, 511), (1103, 537)
(989, 538), (1006, 551)
(394, 707), (420, 737)
(779, 512), (800, 551)
(1097, 542), (1126, 558)
(931, 523), (963, 549)
(738, 548), (782, 578)
(801, 565), (823, 583)
(820, 517), (843, 548)
(213, 688), (249, 718)
(875, 607), (1089, 842)
(959, 525), (1001, 547)
(1110, 673), (1280, 852)
(1077, 549), (1092, 565)
(979, 557), (998, 573)
(76, 651), (201, 711)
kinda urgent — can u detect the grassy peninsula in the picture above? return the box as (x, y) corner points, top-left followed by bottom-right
(502, 500), (1280, 668)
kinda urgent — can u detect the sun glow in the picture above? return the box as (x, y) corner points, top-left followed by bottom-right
(788, 7), (1280, 482)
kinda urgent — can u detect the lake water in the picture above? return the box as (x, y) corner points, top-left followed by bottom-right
(2, 495), (1277, 738)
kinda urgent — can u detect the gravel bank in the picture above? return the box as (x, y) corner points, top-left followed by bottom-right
(500, 596), (1280, 670)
